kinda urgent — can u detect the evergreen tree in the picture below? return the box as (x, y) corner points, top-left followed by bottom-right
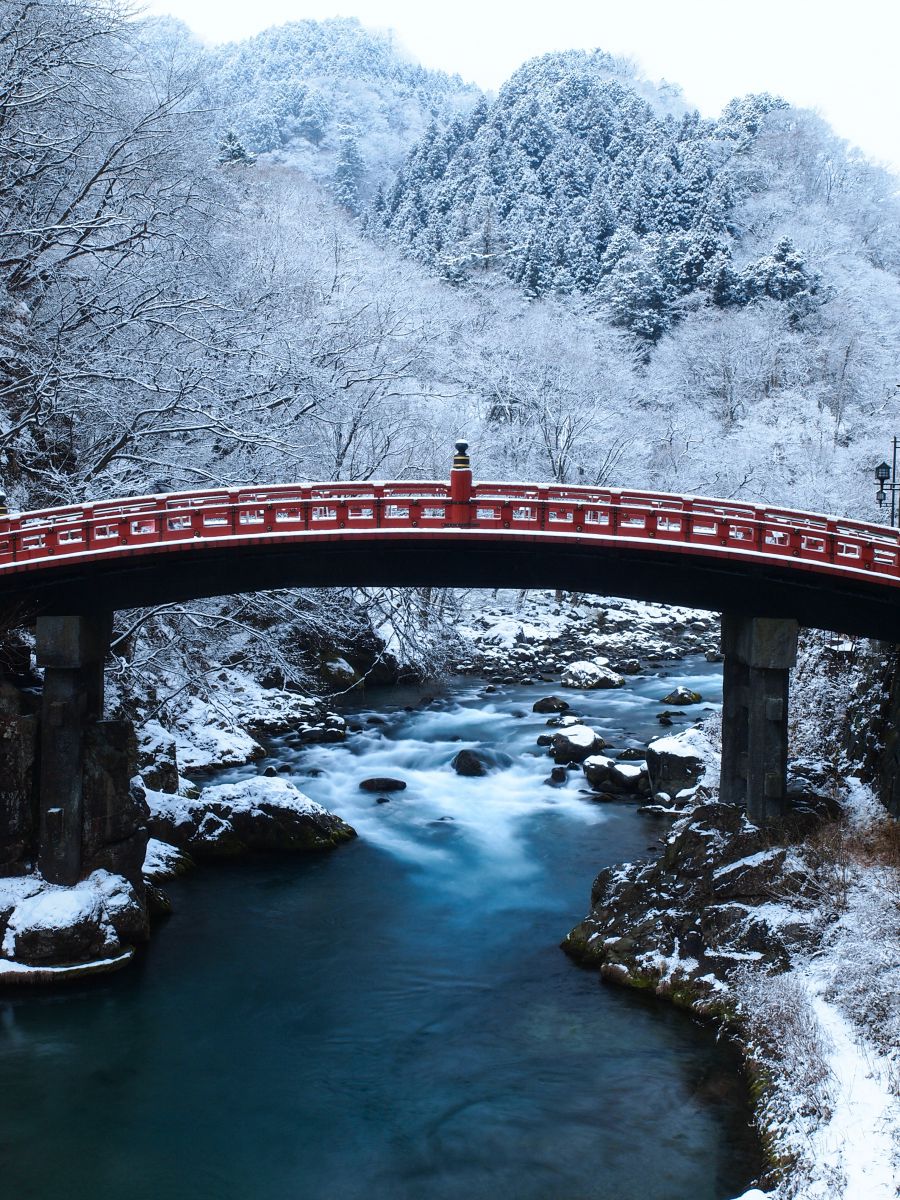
(218, 130), (256, 166)
(334, 128), (364, 213)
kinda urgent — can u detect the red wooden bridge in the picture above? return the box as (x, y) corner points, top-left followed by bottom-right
(1, 445), (898, 638)
(13, 443), (899, 886)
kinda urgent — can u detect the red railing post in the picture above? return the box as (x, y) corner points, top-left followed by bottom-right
(450, 440), (472, 525)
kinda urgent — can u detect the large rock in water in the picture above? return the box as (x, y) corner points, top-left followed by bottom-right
(550, 724), (607, 763)
(583, 755), (649, 796)
(0, 870), (147, 967)
(562, 800), (809, 1004)
(646, 728), (709, 800)
(532, 696), (570, 714)
(145, 776), (356, 856)
(660, 686), (702, 705)
(450, 749), (489, 777)
(359, 777), (407, 793)
(561, 661), (626, 690)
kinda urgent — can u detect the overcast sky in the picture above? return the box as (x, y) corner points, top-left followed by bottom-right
(142, 0), (900, 174)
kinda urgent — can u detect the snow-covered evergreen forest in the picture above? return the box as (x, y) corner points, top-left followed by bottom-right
(2, 0), (900, 689)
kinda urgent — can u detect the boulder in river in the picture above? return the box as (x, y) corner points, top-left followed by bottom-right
(660, 687), (702, 705)
(359, 778), (407, 793)
(550, 724), (607, 763)
(546, 713), (580, 728)
(1, 870), (148, 969)
(583, 755), (649, 796)
(646, 728), (711, 801)
(561, 661), (626, 690)
(450, 749), (489, 777)
(146, 776), (356, 855)
(532, 696), (570, 714)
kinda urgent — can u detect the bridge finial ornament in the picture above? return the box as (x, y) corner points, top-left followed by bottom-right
(450, 438), (472, 523)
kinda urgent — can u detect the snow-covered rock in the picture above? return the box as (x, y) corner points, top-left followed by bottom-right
(583, 754), (649, 796)
(137, 721), (180, 793)
(646, 726), (718, 802)
(561, 660), (625, 689)
(142, 838), (193, 882)
(550, 724), (607, 763)
(144, 775), (355, 856)
(0, 870), (147, 968)
(660, 686), (702, 705)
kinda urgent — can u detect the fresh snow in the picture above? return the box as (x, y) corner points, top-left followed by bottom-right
(561, 660), (623, 687)
(0, 950), (133, 977)
(144, 774), (327, 825)
(612, 763), (643, 780)
(1, 870), (137, 960)
(554, 724), (600, 748)
(583, 754), (615, 770)
(198, 775), (326, 816)
(142, 838), (187, 880)
(648, 727), (712, 759)
(4, 888), (102, 953)
(649, 725), (720, 789)
(170, 696), (263, 770)
(713, 848), (786, 879)
(803, 969), (899, 1200)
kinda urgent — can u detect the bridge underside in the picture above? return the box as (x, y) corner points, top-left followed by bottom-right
(4, 534), (897, 640)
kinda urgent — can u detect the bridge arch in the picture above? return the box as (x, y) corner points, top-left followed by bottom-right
(5, 444), (897, 885)
(0, 449), (898, 639)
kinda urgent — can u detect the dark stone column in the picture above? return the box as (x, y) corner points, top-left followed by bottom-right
(0, 712), (39, 870)
(35, 613), (112, 884)
(720, 614), (798, 824)
(719, 619), (748, 810)
(83, 721), (149, 893)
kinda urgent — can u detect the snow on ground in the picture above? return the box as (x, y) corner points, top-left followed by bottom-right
(170, 696), (263, 770)
(841, 773), (892, 831)
(804, 965), (899, 1200)
(732, 777), (900, 1199)
(456, 589), (719, 662)
(146, 669), (325, 772)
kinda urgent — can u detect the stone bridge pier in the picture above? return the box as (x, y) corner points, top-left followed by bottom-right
(719, 614), (799, 823)
(35, 613), (146, 887)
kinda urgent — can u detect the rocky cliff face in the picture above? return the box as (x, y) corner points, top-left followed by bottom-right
(563, 794), (841, 1009)
(844, 647), (900, 818)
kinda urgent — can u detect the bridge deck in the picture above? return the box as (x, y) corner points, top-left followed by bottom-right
(0, 482), (898, 637)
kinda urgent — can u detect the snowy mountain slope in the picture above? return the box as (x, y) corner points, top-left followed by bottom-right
(197, 17), (481, 207)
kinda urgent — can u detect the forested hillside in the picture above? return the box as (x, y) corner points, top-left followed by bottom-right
(2, 0), (900, 692)
(196, 17), (480, 209)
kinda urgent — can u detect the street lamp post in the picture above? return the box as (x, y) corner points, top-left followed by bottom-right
(875, 436), (899, 525)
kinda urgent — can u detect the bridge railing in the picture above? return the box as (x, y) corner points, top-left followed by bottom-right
(0, 481), (898, 586)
